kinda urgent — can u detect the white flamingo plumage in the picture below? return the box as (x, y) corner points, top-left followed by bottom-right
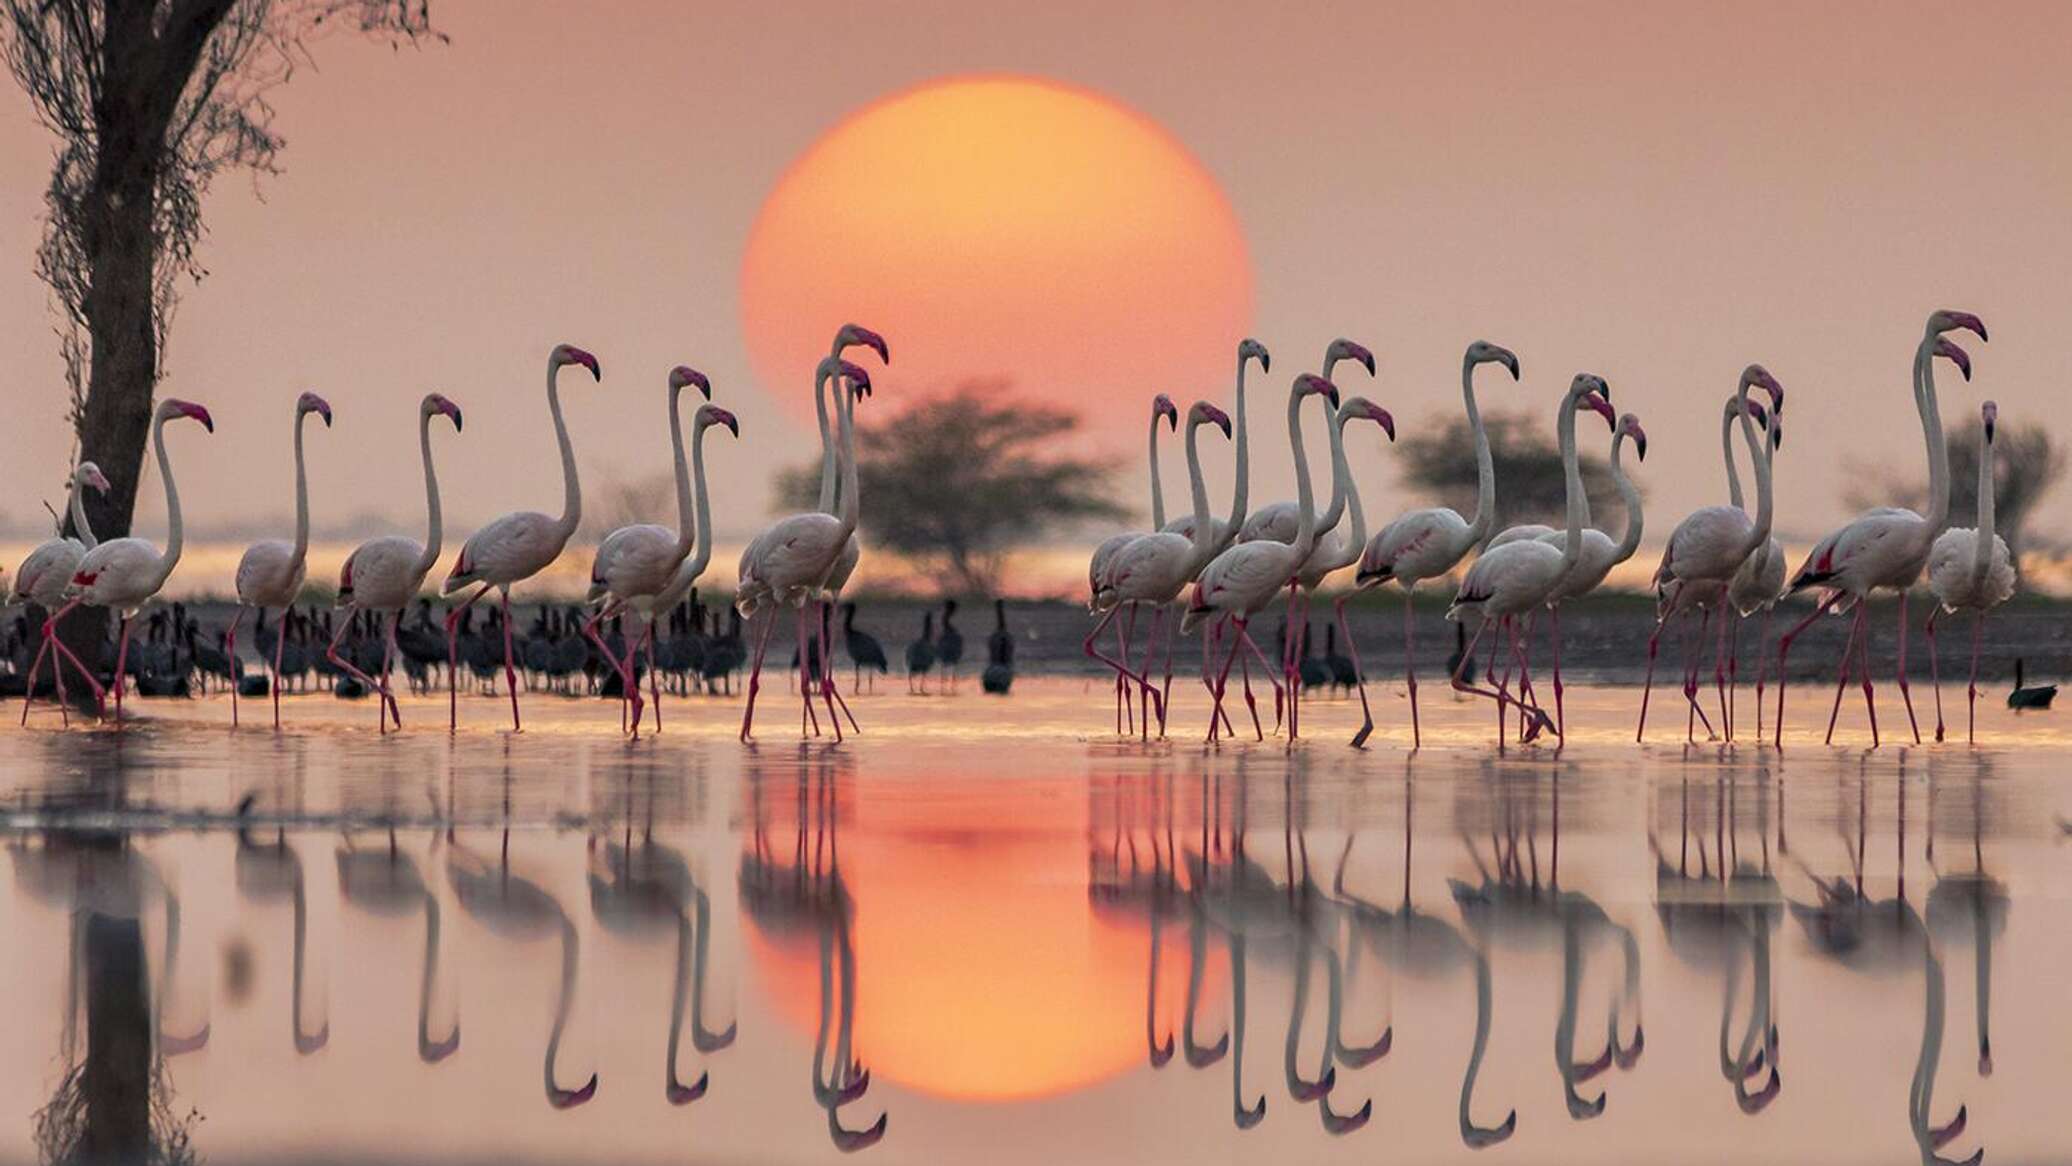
(50, 398), (214, 724)
(1444, 374), (1613, 746)
(1637, 365), (1783, 743)
(330, 393), (463, 732)
(1180, 373), (1339, 741)
(441, 343), (600, 732)
(1775, 313), (1985, 747)
(586, 389), (736, 738)
(1089, 400), (1231, 736)
(1355, 340), (1520, 746)
(230, 391), (333, 729)
(1530, 410), (1647, 736)
(14, 460), (110, 724)
(735, 356), (872, 742)
(1924, 400), (2017, 743)
(1085, 393), (1178, 736)
(581, 366), (712, 731)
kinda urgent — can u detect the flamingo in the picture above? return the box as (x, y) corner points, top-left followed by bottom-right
(1724, 399), (1786, 738)
(1638, 366), (1783, 743)
(1087, 394), (1178, 734)
(1775, 312), (1985, 747)
(1925, 401), (2017, 743)
(1240, 392), (1397, 744)
(442, 343), (600, 732)
(1444, 375), (1613, 746)
(1530, 411), (1648, 737)
(1180, 373), (1340, 742)
(329, 394), (464, 732)
(734, 357), (871, 742)
(1090, 401), (1232, 735)
(47, 398), (214, 724)
(230, 391), (333, 729)
(609, 403), (737, 735)
(1355, 341), (1521, 747)
(578, 366), (714, 731)
(14, 460), (111, 724)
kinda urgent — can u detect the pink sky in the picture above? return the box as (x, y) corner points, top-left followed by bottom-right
(3, 0), (2068, 554)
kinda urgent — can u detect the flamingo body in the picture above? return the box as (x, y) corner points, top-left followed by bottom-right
(1926, 529), (2013, 612)
(70, 538), (171, 617)
(236, 541), (308, 610)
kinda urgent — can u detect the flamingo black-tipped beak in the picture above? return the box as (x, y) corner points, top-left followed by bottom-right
(312, 398), (334, 427)
(548, 1073), (600, 1109)
(1936, 339), (1973, 381)
(1463, 1111), (1519, 1149)
(1322, 1097), (1373, 1135)
(666, 1070), (710, 1105)
(1149, 1032), (1175, 1068)
(574, 349), (602, 380)
(419, 1029), (460, 1063)
(1345, 341), (1377, 376)
(845, 324), (890, 364)
(1376, 407), (1397, 442)
(185, 403), (216, 432)
(833, 1113), (889, 1152)
(1501, 350), (1521, 379)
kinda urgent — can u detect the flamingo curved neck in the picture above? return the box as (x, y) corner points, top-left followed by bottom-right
(1314, 400), (1352, 539)
(835, 371), (860, 537)
(1918, 334), (1952, 541)
(1732, 380), (1774, 563)
(413, 410), (446, 578)
(1721, 405), (1746, 512)
(1463, 357), (1496, 545)
(290, 409), (313, 571)
(149, 413), (184, 592)
(1224, 353), (1255, 543)
(667, 384), (696, 560)
(1287, 389), (1319, 560)
(1610, 433), (1644, 564)
(547, 359), (581, 540)
(546, 913), (584, 1099)
(1553, 393), (1587, 578)
(1184, 417), (1216, 555)
(1147, 410), (1168, 530)
(67, 468), (98, 550)
(1339, 414), (1369, 561)
(814, 360), (838, 514)
(673, 420), (719, 590)
(1973, 426), (1996, 588)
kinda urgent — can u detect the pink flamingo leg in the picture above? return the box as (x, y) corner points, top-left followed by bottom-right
(1550, 605), (1566, 740)
(1772, 592), (1844, 747)
(1727, 613), (1742, 741)
(325, 610), (390, 732)
(1752, 608), (1772, 739)
(1337, 597), (1375, 748)
(1087, 609), (1162, 713)
(819, 601), (859, 736)
(1895, 591), (1921, 744)
(39, 599), (107, 721)
(794, 605), (820, 738)
(1856, 612), (1880, 747)
(379, 612), (404, 729)
(1637, 614), (1668, 742)
(1926, 607), (1944, 743)
(19, 628), (53, 727)
(443, 583), (492, 731)
(111, 616), (134, 726)
(1085, 606), (1127, 735)
(226, 606), (246, 728)
(1452, 618), (1550, 744)
(1237, 643), (1263, 741)
(1713, 602), (1731, 742)
(1137, 607), (1164, 739)
(497, 590), (523, 732)
(1965, 611), (1983, 745)
(1513, 612), (1537, 739)
(1401, 593), (1421, 749)
(739, 610), (778, 742)
(1206, 619), (1245, 742)
(1237, 622), (1289, 742)
(1119, 604), (1137, 735)
(272, 608), (289, 730)
(1823, 605), (1864, 744)
(646, 622), (664, 733)
(581, 608), (639, 734)
(1511, 618), (1557, 744)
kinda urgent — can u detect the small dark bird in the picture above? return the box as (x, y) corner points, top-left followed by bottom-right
(2009, 659), (2057, 710)
(982, 598), (1015, 695)
(1323, 624), (1358, 694)
(905, 611), (937, 694)
(843, 603), (889, 692)
(936, 599), (965, 692)
(1297, 620), (1330, 691)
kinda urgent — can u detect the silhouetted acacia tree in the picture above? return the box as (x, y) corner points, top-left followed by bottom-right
(1395, 410), (1626, 544)
(776, 383), (1126, 595)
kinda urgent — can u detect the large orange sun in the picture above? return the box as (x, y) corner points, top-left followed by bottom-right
(740, 75), (1252, 426)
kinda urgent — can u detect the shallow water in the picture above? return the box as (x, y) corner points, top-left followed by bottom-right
(3, 680), (2068, 1165)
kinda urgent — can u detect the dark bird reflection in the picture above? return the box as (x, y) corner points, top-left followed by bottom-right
(740, 751), (886, 1152)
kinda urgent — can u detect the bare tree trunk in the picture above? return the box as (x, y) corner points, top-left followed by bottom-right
(80, 911), (152, 1162)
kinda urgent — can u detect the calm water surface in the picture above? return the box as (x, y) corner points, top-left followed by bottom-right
(3, 681), (2067, 1165)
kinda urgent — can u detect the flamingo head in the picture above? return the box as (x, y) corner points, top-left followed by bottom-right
(76, 461), (111, 494)
(1191, 401), (1232, 438)
(1326, 338), (1377, 377)
(1619, 413), (1648, 461)
(835, 323), (890, 364)
(1153, 393), (1179, 431)
(422, 392), (464, 432)
(1981, 400), (1998, 443)
(296, 391), (333, 427)
(841, 359), (873, 400)
(1933, 336), (1972, 381)
(668, 366), (712, 399)
(1569, 372), (1612, 410)
(1339, 395), (1397, 441)
(1296, 372), (1340, 409)
(159, 398), (214, 432)
(696, 404), (740, 437)
(1738, 363), (1784, 412)
(1583, 391), (1616, 428)
(1238, 337), (1270, 374)
(1467, 340), (1521, 380)
(1928, 309), (1988, 343)
(553, 344), (602, 380)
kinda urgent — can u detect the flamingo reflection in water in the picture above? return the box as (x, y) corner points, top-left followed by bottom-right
(444, 824), (598, 1109)
(587, 795), (735, 1104)
(235, 796), (330, 1055)
(1330, 769), (1518, 1149)
(1788, 760), (1981, 1166)
(1650, 768), (1783, 1114)
(1085, 767), (1184, 1069)
(1449, 764), (1643, 1122)
(740, 754), (886, 1151)
(334, 824), (459, 1064)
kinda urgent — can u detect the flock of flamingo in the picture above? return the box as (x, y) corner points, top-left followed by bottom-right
(1086, 309), (2017, 748)
(4, 310), (2025, 747)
